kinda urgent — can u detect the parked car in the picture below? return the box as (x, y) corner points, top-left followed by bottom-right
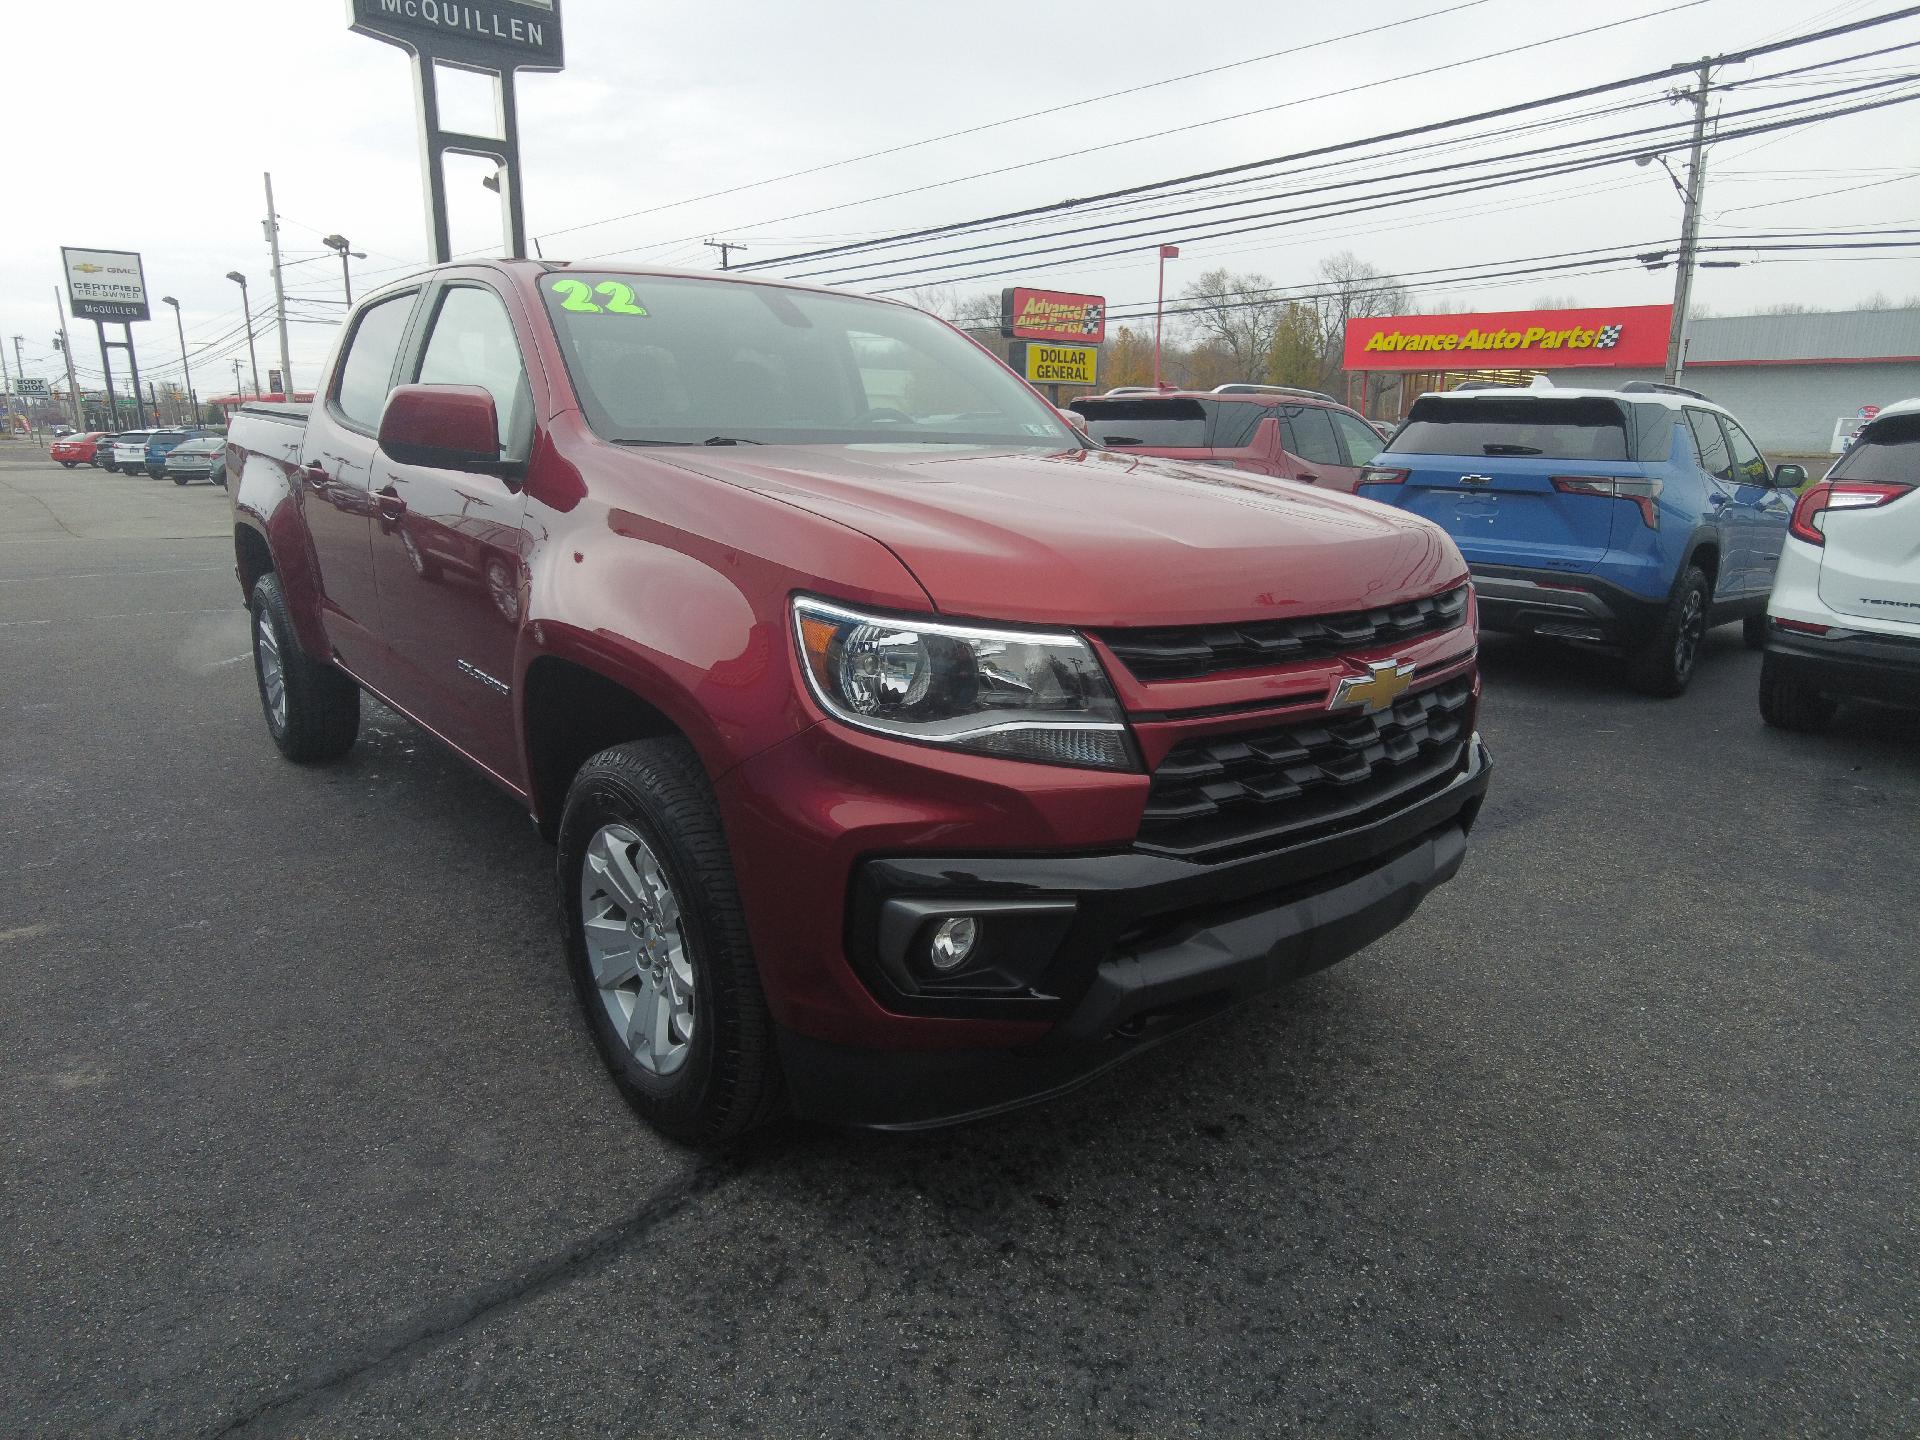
(105, 431), (156, 473)
(226, 261), (1492, 1144)
(1759, 398), (1920, 731)
(51, 430), (110, 467)
(89, 432), (121, 468)
(1068, 384), (1389, 493)
(164, 435), (226, 486)
(144, 427), (220, 478)
(51, 424), (75, 437)
(1357, 382), (1802, 696)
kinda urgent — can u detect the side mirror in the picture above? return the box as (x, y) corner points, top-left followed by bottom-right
(378, 384), (507, 475)
(1773, 462), (1807, 490)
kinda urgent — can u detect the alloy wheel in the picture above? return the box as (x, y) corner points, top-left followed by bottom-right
(581, 823), (695, 1075)
(255, 609), (287, 733)
(1674, 589), (1706, 680)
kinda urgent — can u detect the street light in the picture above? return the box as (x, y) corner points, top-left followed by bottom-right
(1153, 243), (1180, 391)
(160, 297), (200, 426)
(321, 234), (366, 306)
(225, 271), (262, 398)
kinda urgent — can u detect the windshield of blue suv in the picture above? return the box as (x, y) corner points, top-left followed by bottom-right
(540, 272), (1081, 449)
(1829, 412), (1919, 483)
(1389, 395), (1631, 461)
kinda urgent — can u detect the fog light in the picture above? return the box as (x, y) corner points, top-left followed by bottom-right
(928, 916), (978, 971)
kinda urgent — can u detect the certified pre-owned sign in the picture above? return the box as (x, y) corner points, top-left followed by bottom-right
(349, 0), (564, 72)
(1012, 341), (1099, 388)
(62, 247), (150, 323)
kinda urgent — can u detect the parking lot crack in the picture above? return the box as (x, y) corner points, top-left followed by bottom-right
(204, 1156), (746, 1437)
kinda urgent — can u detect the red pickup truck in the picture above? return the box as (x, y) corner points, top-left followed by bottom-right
(227, 261), (1490, 1145)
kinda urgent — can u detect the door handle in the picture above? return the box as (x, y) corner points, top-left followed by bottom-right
(376, 492), (407, 519)
(299, 463), (329, 492)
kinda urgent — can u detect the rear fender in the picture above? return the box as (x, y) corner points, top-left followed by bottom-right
(231, 431), (332, 659)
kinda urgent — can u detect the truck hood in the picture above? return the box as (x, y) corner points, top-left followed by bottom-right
(657, 443), (1462, 628)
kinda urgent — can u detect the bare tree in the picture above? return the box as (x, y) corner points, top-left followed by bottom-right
(1312, 252), (1411, 386)
(1177, 268), (1287, 381)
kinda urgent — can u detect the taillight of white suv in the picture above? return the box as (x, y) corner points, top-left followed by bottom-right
(1787, 480), (1914, 546)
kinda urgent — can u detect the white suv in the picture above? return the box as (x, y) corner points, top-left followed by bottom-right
(1760, 398), (1920, 732)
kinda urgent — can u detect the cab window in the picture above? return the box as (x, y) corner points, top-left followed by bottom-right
(415, 285), (533, 457)
(334, 291), (417, 432)
(1279, 405), (1342, 466)
(1686, 409), (1733, 480)
(1330, 410), (1384, 467)
(1719, 417), (1770, 487)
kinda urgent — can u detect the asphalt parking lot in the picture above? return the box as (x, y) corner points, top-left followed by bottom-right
(2, 444), (1914, 1437)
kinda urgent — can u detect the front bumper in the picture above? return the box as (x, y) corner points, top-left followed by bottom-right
(776, 737), (1491, 1128)
(1766, 624), (1920, 707)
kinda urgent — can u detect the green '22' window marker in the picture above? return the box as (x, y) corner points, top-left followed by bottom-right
(550, 279), (647, 315)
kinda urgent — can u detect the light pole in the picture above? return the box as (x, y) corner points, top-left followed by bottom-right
(226, 271), (261, 398)
(1153, 243), (1180, 391)
(321, 233), (366, 306)
(160, 297), (200, 425)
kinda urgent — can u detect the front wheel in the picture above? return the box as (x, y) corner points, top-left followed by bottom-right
(558, 738), (783, 1147)
(1625, 565), (1711, 697)
(59, 461), (76, 470)
(1758, 652), (1837, 734)
(249, 572), (360, 762)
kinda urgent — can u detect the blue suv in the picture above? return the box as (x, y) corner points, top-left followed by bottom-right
(1358, 382), (1805, 695)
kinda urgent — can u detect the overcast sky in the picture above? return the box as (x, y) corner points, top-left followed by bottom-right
(4, 0), (1916, 399)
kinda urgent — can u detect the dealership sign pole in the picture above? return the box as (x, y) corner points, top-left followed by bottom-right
(62, 247), (150, 429)
(348, 0), (565, 263)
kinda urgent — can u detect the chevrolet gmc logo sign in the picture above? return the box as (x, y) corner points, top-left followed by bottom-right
(1331, 659), (1416, 715)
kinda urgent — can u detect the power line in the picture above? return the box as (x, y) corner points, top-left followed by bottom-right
(731, 4), (1920, 277)
(529, 0), (1498, 248)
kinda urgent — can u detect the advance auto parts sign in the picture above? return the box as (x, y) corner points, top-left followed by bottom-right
(1001, 288), (1106, 344)
(1342, 304), (1672, 372)
(1011, 341), (1098, 387)
(62, 247), (150, 323)
(349, 0), (563, 72)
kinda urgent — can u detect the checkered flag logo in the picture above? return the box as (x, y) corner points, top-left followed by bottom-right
(1081, 303), (1103, 335)
(1596, 324), (1622, 349)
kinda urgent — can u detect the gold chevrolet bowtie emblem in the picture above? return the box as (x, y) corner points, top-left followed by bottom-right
(1331, 658), (1415, 715)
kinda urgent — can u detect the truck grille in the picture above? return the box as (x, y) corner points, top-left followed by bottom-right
(1137, 675), (1473, 859)
(1100, 585), (1468, 682)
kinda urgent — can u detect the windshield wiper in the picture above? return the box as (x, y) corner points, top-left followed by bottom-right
(1481, 442), (1542, 455)
(702, 435), (764, 446)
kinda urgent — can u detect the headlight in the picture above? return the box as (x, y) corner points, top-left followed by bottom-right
(791, 596), (1135, 771)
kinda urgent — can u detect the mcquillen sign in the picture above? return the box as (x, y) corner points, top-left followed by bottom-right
(349, 0), (564, 72)
(61, 247), (150, 323)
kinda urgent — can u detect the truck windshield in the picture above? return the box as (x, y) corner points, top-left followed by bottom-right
(1389, 396), (1631, 461)
(539, 272), (1078, 449)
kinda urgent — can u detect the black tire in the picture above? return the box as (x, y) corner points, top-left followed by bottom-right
(1742, 614), (1768, 650)
(1625, 565), (1712, 697)
(248, 572), (360, 762)
(172, 473), (190, 487)
(147, 466), (165, 480)
(59, 461), (76, 470)
(1759, 652), (1837, 734)
(558, 738), (784, 1147)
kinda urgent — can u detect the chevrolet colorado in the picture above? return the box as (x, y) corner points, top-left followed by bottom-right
(227, 260), (1491, 1145)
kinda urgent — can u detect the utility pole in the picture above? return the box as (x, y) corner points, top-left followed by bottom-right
(1663, 59), (1712, 387)
(231, 358), (244, 408)
(0, 334), (13, 430)
(11, 337), (27, 435)
(54, 289), (83, 430)
(264, 172), (294, 396)
(703, 239), (747, 271)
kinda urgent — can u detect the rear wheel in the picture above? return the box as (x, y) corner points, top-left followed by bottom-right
(1759, 652), (1837, 734)
(59, 461), (76, 470)
(558, 738), (783, 1147)
(1742, 615), (1768, 650)
(1625, 565), (1711, 697)
(249, 572), (360, 762)
(172, 473), (190, 487)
